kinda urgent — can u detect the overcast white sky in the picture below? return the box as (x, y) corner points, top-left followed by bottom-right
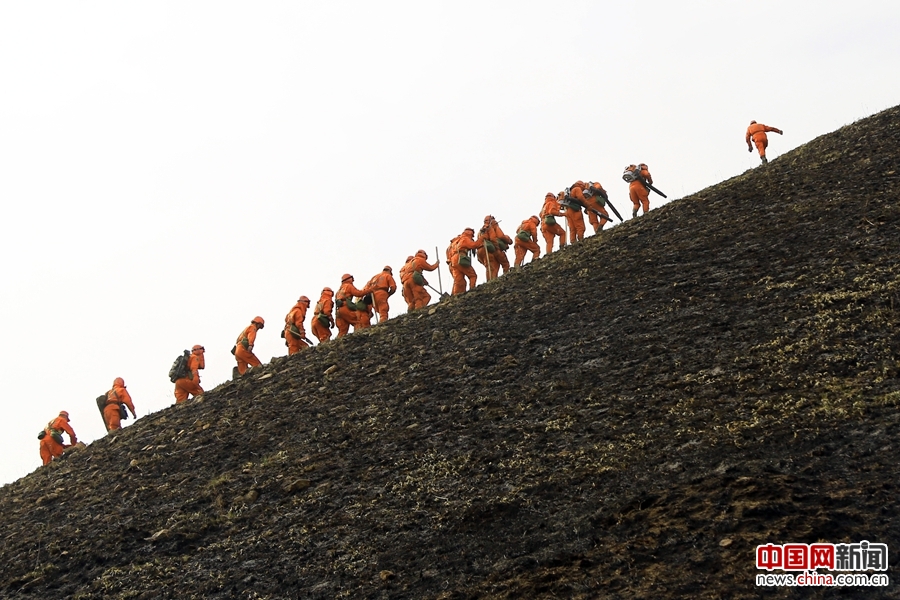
(2, 1), (898, 486)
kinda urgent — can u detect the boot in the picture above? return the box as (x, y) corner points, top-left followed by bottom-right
(761, 156), (768, 165)
(632, 209), (638, 218)
(232, 366), (240, 379)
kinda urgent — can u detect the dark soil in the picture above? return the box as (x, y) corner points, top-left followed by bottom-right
(2, 106), (900, 599)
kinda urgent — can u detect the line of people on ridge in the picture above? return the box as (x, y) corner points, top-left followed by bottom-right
(35, 171), (656, 466)
(39, 122), (785, 466)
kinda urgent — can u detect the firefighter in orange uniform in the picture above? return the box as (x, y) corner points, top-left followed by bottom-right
(311, 288), (335, 343)
(562, 191), (586, 243)
(407, 250), (440, 310)
(450, 228), (483, 295)
(284, 297), (311, 355)
(627, 163), (653, 218)
(368, 266), (397, 322)
(104, 377), (136, 432)
(234, 317), (265, 376)
(174, 345), (205, 403)
(513, 215), (541, 267)
(398, 256), (416, 312)
(336, 274), (374, 337)
(39, 411), (77, 465)
(746, 120), (783, 164)
(583, 181), (612, 233)
(568, 180), (611, 234)
(446, 236), (460, 294)
(540, 192), (566, 254)
(477, 215), (512, 281)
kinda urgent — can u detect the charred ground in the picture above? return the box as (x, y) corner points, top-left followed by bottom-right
(2, 107), (900, 599)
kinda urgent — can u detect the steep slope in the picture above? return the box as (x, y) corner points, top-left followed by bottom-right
(2, 106), (899, 599)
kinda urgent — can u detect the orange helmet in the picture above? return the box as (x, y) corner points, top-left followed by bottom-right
(416, 249), (427, 259)
(252, 316), (265, 327)
(341, 273), (353, 282)
(114, 377), (125, 388)
(483, 215), (493, 223)
(298, 295), (310, 304)
(750, 120), (757, 124)
(59, 410), (69, 419)
(383, 265), (392, 273)
(464, 227), (474, 234)
(546, 192), (555, 198)
(322, 287), (334, 295)
(530, 215), (540, 224)
(192, 344), (205, 352)
(574, 180), (585, 188)
(405, 255), (414, 262)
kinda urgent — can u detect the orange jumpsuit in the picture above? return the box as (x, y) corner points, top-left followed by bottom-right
(580, 182), (611, 233)
(562, 190), (586, 243)
(312, 290), (335, 342)
(284, 300), (310, 355)
(446, 237), (460, 295)
(628, 164), (653, 216)
(39, 414), (76, 465)
(336, 279), (373, 337)
(104, 378), (136, 432)
(451, 229), (483, 295)
(540, 193), (566, 254)
(407, 253), (439, 310)
(476, 217), (512, 280)
(398, 256), (415, 312)
(174, 348), (205, 403)
(513, 217), (541, 266)
(235, 323), (263, 375)
(746, 122), (782, 162)
(369, 269), (396, 322)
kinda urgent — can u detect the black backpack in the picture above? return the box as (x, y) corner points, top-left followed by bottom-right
(168, 350), (190, 383)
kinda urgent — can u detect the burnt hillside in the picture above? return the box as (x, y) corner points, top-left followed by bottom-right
(2, 106), (900, 599)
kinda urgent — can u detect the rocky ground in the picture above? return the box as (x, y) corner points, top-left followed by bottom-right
(2, 106), (900, 599)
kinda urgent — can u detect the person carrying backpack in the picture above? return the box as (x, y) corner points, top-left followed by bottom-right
(513, 216), (541, 267)
(174, 345), (206, 403)
(625, 163), (654, 218)
(234, 317), (265, 377)
(406, 250), (440, 310)
(476, 215), (512, 281)
(311, 288), (335, 343)
(104, 377), (136, 432)
(540, 192), (567, 254)
(561, 191), (586, 243)
(335, 275), (375, 337)
(39, 410), (77, 465)
(450, 228), (483, 295)
(368, 266), (397, 322)
(283, 297), (311, 355)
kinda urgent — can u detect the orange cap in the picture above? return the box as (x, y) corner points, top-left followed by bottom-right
(252, 316), (265, 326)
(341, 273), (353, 282)
(59, 410), (69, 419)
(322, 287), (334, 294)
(298, 296), (310, 303)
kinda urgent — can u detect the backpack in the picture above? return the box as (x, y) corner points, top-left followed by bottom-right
(168, 350), (190, 383)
